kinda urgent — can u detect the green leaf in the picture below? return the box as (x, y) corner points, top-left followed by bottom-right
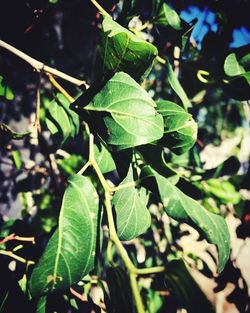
(224, 53), (250, 85)
(154, 171), (230, 272)
(56, 94), (80, 135)
(112, 167), (151, 241)
(157, 100), (197, 154)
(156, 3), (181, 30)
(29, 175), (99, 297)
(239, 52), (250, 68)
(0, 123), (30, 140)
(84, 72), (164, 150)
(58, 145), (116, 175)
(224, 53), (246, 76)
(18, 274), (27, 293)
(94, 142), (116, 173)
(204, 179), (241, 205)
(99, 16), (158, 81)
(165, 259), (215, 313)
(45, 93), (80, 148)
(0, 220), (15, 238)
(138, 145), (179, 184)
(11, 150), (22, 170)
(0, 76), (14, 100)
(58, 154), (85, 176)
(36, 296), (46, 313)
(166, 59), (192, 110)
(144, 288), (164, 313)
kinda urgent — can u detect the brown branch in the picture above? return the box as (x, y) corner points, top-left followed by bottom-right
(70, 288), (88, 302)
(0, 39), (88, 87)
(0, 233), (35, 245)
(46, 73), (75, 102)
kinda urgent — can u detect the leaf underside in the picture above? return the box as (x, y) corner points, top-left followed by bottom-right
(112, 167), (151, 241)
(154, 171), (230, 272)
(157, 100), (197, 154)
(46, 93), (80, 147)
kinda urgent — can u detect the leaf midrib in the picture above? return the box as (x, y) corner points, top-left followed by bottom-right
(86, 96), (155, 113)
(171, 183), (226, 264)
(70, 180), (95, 275)
(52, 178), (95, 289)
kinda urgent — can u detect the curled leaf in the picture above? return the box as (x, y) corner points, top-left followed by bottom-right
(157, 100), (197, 155)
(100, 16), (158, 81)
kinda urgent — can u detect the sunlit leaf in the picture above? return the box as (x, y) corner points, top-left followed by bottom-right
(156, 3), (181, 30)
(11, 150), (22, 170)
(94, 142), (116, 173)
(154, 171), (230, 272)
(29, 175), (99, 297)
(157, 100), (197, 154)
(99, 16), (158, 81)
(82, 72), (164, 150)
(113, 167), (151, 241)
(224, 53), (250, 85)
(203, 178), (241, 205)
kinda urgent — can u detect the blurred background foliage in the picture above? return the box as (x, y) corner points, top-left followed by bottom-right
(0, 0), (250, 312)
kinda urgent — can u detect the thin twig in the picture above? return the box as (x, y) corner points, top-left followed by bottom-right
(34, 77), (41, 132)
(90, 0), (110, 16)
(70, 288), (87, 302)
(0, 39), (88, 87)
(46, 73), (75, 102)
(82, 133), (166, 313)
(0, 250), (35, 265)
(129, 273), (145, 313)
(0, 233), (35, 245)
(77, 161), (91, 175)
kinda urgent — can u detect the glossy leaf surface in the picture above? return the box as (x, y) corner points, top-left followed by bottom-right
(224, 53), (250, 83)
(84, 72), (164, 150)
(156, 3), (181, 30)
(29, 175), (99, 297)
(112, 167), (151, 241)
(99, 16), (158, 81)
(157, 100), (197, 154)
(154, 171), (230, 272)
